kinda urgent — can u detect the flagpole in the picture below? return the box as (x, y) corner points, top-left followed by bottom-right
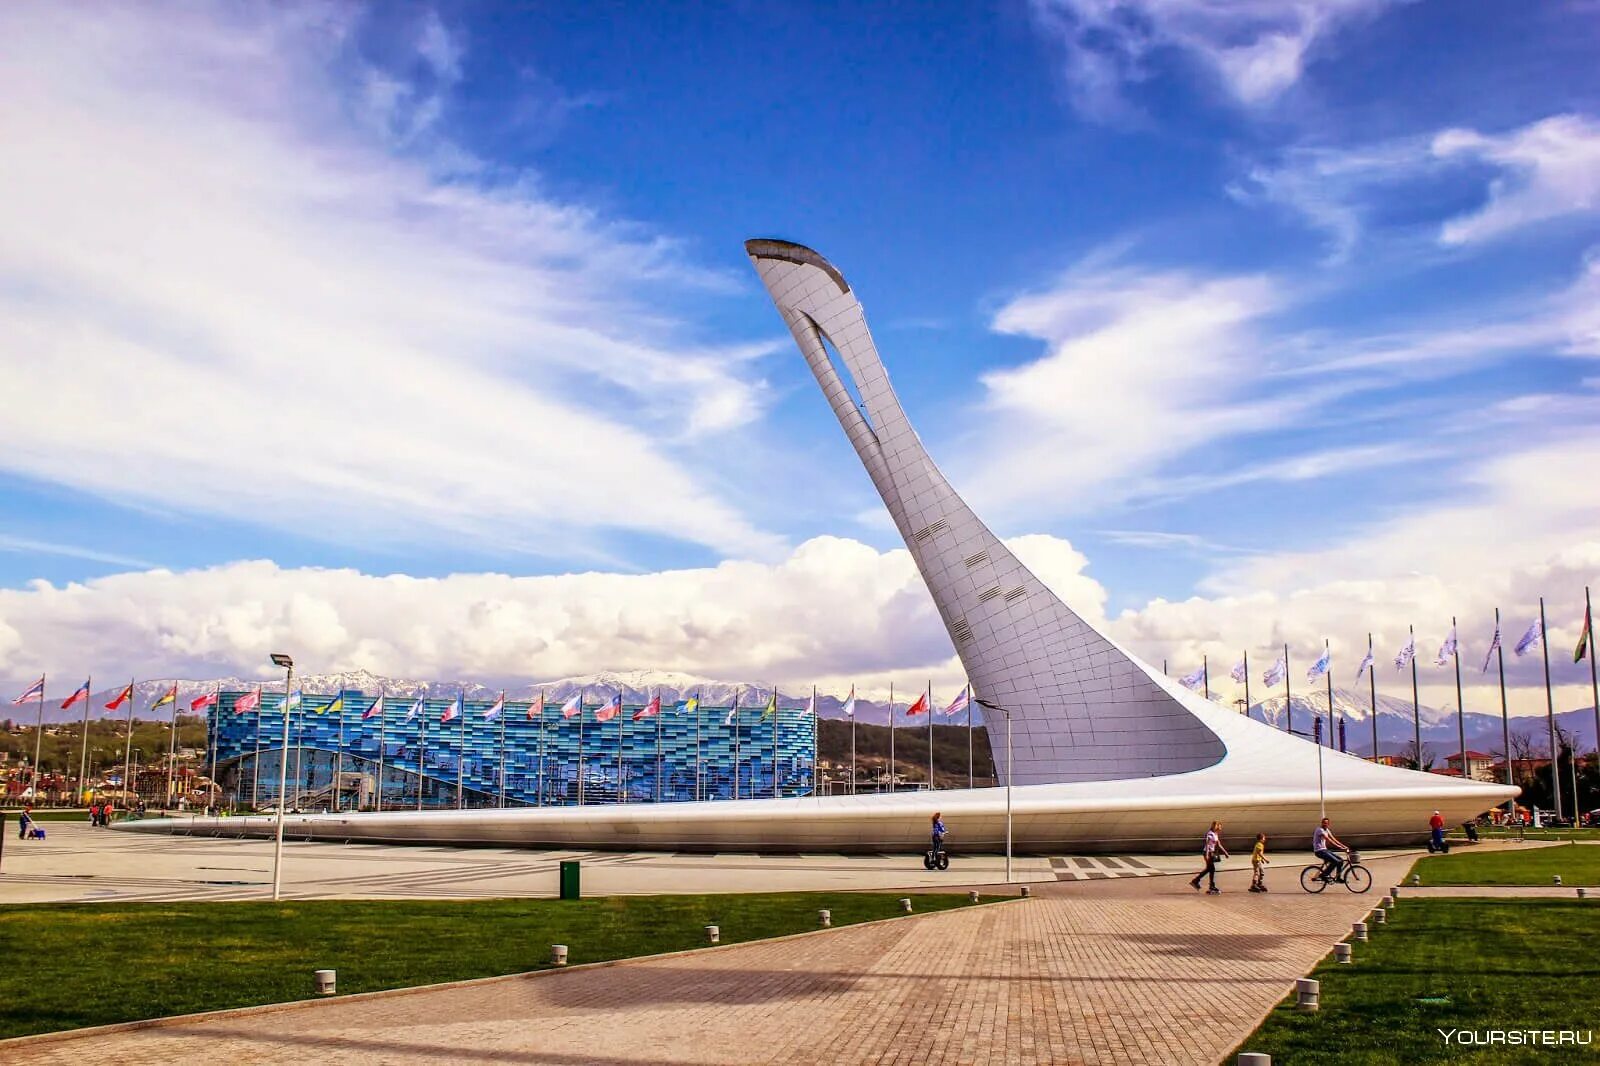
(734, 690), (742, 801)
(1449, 617), (1466, 782)
(1540, 597), (1561, 822)
(812, 684), (819, 797)
(1493, 610), (1511, 813)
(1367, 634), (1378, 761)
(1587, 586), (1599, 809)
(334, 691), (346, 814)
(655, 688), (663, 802)
(1409, 624), (1422, 769)
(966, 680), (974, 789)
(1283, 645), (1293, 737)
(1202, 656), (1209, 701)
(1243, 650), (1250, 717)
(456, 691), (465, 811)
(617, 692), (625, 805)
(577, 687), (586, 806)
(293, 688), (305, 810)
(376, 694), (386, 813)
(498, 691), (507, 809)
(693, 690), (702, 802)
(207, 685), (219, 813)
(1325, 641), (1333, 748)
(773, 685), (780, 800)
(167, 680), (183, 809)
(122, 678), (136, 812)
(850, 688), (857, 795)
(926, 679), (934, 791)
(537, 689), (546, 807)
(32, 675), (45, 805)
(887, 681), (895, 794)
(77, 673), (93, 805)
(251, 686), (263, 810)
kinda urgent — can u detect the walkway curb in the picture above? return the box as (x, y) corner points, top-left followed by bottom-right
(0, 895), (1017, 1051)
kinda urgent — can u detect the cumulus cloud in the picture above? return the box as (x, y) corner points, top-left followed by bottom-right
(0, 2), (779, 565)
(0, 535), (1110, 702)
(1029, 0), (1402, 120)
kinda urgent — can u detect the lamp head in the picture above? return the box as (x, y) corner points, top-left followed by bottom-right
(269, 653), (294, 669)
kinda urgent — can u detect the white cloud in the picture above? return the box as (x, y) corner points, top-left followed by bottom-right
(0, 3), (778, 565)
(1435, 114), (1600, 245)
(0, 534), (1110, 702)
(1029, 0), (1402, 120)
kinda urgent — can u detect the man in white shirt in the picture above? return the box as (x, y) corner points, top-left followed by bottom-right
(1312, 817), (1347, 881)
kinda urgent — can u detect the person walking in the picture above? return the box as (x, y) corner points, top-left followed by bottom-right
(1428, 809), (1446, 853)
(1249, 833), (1270, 892)
(17, 804), (33, 840)
(1189, 821), (1228, 894)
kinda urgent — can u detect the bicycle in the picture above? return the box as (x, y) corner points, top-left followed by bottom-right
(1300, 850), (1371, 893)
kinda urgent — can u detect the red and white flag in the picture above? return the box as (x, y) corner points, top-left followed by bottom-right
(904, 691), (930, 717)
(190, 691), (218, 712)
(11, 676), (45, 705)
(234, 687), (262, 714)
(528, 692), (545, 720)
(560, 693), (582, 719)
(633, 693), (662, 720)
(106, 683), (136, 712)
(596, 694), (622, 721)
(362, 695), (384, 721)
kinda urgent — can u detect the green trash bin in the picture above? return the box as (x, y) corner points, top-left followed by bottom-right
(559, 860), (581, 900)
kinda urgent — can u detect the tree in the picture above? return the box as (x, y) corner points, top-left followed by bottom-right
(1398, 739), (1435, 772)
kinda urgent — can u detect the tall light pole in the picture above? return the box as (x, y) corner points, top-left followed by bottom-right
(269, 652), (293, 902)
(976, 698), (1013, 883)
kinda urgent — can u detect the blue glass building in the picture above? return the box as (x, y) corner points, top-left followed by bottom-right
(208, 691), (816, 810)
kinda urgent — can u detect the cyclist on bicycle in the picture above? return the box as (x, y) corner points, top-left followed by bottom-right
(931, 812), (947, 853)
(1312, 817), (1348, 881)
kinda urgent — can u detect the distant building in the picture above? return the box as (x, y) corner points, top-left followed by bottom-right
(1445, 750), (1498, 782)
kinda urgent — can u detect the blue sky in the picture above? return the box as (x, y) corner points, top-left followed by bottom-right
(1, 1), (1598, 713)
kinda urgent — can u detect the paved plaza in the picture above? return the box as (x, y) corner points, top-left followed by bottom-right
(1, 826), (1441, 1064)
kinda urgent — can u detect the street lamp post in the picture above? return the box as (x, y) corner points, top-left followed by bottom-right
(976, 698), (1013, 883)
(269, 652), (293, 902)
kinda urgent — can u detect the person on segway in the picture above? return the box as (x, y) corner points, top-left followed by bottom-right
(925, 812), (949, 870)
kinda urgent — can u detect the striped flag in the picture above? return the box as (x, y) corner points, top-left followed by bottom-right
(151, 684), (178, 710)
(363, 695), (385, 721)
(596, 694), (622, 722)
(943, 686), (970, 717)
(528, 692), (545, 721)
(441, 694), (462, 723)
(483, 693), (505, 721)
(633, 693), (662, 720)
(1576, 605), (1593, 664)
(190, 691), (218, 712)
(1514, 618), (1542, 656)
(841, 686), (856, 718)
(105, 682), (135, 711)
(61, 678), (92, 709)
(559, 693), (582, 719)
(317, 694), (344, 716)
(11, 676), (44, 705)
(235, 687), (262, 714)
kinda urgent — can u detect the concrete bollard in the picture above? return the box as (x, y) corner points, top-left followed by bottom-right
(1553, 875), (1563, 886)
(1381, 894), (1394, 909)
(819, 909), (832, 927)
(705, 925), (720, 945)
(1411, 874), (1420, 886)
(550, 944), (568, 966)
(313, 969), (336, 995)
(1237, 1054), (1272, 1066)
(1577, 888), (1588, 900)
(1295, 977), (1320, 1011)
(969, 891), (980, 903)
(900, 897), (913, 913)
(1020, 885), (1031, 898)
(1353, 921), (1368, 942)
(1372, 908), (1387, 926)
(1334, 943), (1352, 964)
(1390, 886), (1402, 900)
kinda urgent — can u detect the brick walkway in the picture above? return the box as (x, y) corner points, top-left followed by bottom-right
(5, 854), (1417, 1066)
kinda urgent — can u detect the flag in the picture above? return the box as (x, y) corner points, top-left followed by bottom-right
(1481, 625), (1501, 674)
(1229, 659), (1247, 684)
(528, 692), (545, 720)
(190, 691), (218, 712)
(596, 694), (622, 722)
(363, 695), (385, 721)
(905, 691), (930, 716)
(441, 694), (462, 723)
(674, 694), (699, 716)
(61, 678), (91, 709)
(1514, 618), (1542, 656)
(150, 684), (178, 710)
(1179, 666), (1206, 691)
(559, 693), (582, 719)
(484, 693), (505, 721)
(1307, 646), (1331, 682)
(11, 676), (45, 705)
(633, 693), (662, 720)
(317, 694), (344, 716)
(403, 698), (424, 722)
(106, 683), (135, 711)
(943, 686), (970, 717)
(804, 691), (817, 717)
(234, 687), (261, 714)
(1355, 650), (1374, 681)
(761, 690), (778, 720)
(1262, 657), (1286, 688)
(1577, 605), (1593, 664)
(724, 689), (741, 726)
(1434, 626), (1457, 667)
(1394, 636), (1416, 670)
(841, 686), (856, 718)
(286, 689), (303, 713)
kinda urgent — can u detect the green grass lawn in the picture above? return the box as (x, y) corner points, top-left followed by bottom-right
(2, 809), (89, 822)
(0, 892), (984, 1039)
(1455, 826), (1600, 843)
(1237, 900), (1600, 1064)
(1415, 843), (1600, 886)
